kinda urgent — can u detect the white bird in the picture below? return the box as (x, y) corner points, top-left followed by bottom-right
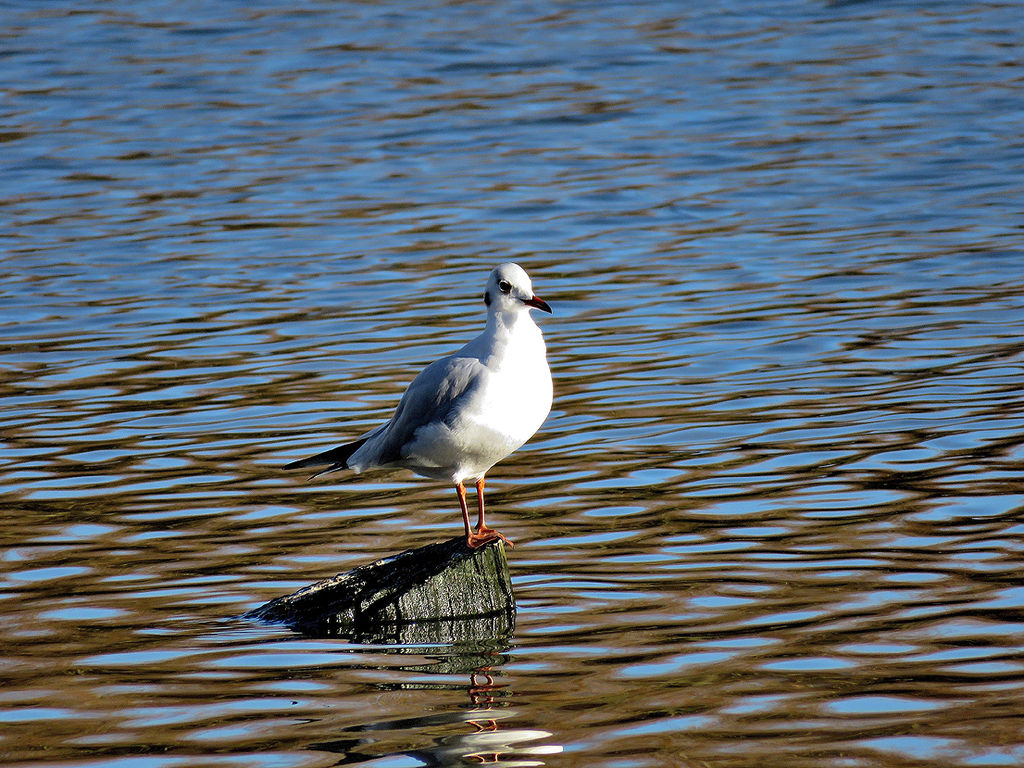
(286, 263), (553, 549)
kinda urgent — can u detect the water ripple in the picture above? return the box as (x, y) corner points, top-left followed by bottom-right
(3, 1), (1024, 766)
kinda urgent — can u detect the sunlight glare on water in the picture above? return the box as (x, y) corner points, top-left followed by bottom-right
(2, 0), (1024, 766)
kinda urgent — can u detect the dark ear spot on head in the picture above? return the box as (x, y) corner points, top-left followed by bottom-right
(484, 290), (492, 306)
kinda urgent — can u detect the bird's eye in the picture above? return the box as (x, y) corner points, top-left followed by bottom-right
(498, 280), (512, 294)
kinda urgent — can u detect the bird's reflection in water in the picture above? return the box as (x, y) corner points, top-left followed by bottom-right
(468, 670), (503, 734)
(312, 658), (562, 766)
(287, 587), (561, 765)
(461, 669), (562, 765)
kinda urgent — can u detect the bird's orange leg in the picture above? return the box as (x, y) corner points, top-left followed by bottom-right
(456, 481), (472, 540)
(466, 475), (513, 549)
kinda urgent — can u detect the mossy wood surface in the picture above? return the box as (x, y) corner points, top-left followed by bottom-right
(246, 537), (515, 642)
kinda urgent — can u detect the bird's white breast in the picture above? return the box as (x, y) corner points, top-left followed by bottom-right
(411, 320), (551, 482)
(473, 343), (551, 446)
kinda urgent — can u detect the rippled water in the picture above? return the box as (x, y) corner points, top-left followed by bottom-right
(3, 1), (1024, 766)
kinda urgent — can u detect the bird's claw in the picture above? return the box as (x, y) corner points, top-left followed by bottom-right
(467, 528), (514, 549)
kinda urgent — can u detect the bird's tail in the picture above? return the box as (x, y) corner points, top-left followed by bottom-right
(284, 437), (368, 479)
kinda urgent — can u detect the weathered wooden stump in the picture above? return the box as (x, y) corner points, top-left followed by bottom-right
(246, 536), (515, 643)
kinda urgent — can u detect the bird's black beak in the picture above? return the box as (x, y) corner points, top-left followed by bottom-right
(525, 294), (552, 313)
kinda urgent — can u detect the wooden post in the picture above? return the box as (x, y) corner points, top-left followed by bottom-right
(246, 537), (516, 643)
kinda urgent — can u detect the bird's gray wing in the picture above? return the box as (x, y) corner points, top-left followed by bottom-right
(373, 354), (485, 465)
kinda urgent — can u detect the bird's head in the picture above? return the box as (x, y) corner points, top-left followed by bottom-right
(483, 262), (552, 316)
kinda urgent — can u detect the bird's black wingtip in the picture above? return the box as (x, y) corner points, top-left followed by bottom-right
(283, 438), (368, 474)
(283, 455), (318, 470)
(309, 463), (345, 480)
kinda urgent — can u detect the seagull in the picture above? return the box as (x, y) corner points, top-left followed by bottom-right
(285, 263), (553, 549)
